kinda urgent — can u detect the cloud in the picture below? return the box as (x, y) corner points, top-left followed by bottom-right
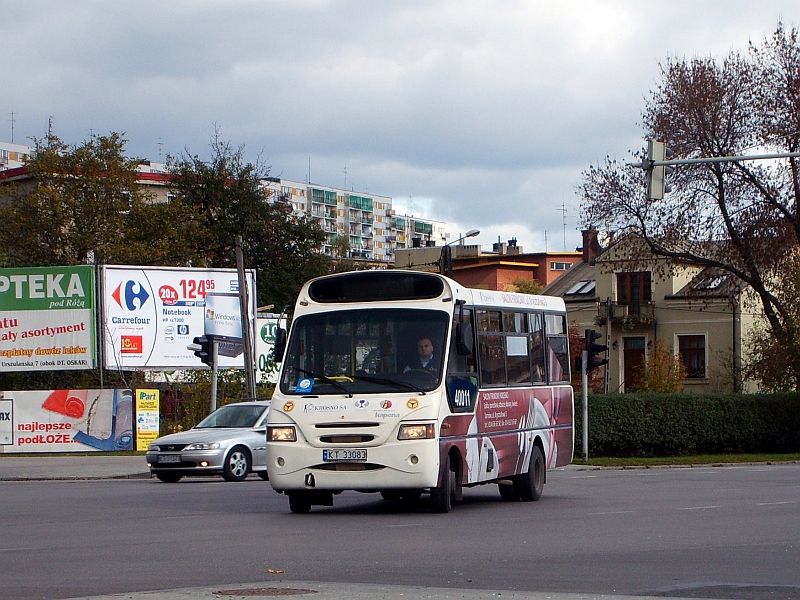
(4, 0), (800, 252)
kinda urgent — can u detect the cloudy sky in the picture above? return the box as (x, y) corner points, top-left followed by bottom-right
(4, 1), (800, 253)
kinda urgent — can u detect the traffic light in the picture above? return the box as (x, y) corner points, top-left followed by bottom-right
(188, 335), (212, 366)
(585, 329), (608, 373)
(646, 139), (671, 200)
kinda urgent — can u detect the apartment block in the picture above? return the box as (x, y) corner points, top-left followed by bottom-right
(261, 177), (449, 263)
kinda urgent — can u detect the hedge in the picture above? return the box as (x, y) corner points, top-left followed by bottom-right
(574, 392), (800, 457)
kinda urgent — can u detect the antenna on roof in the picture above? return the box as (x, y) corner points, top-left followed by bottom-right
(558, 202), (568, 250)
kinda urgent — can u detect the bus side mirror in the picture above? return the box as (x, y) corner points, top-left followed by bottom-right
(274, 328), (287, 363)
(455, 300), (472, 355)
(456, 327), (472, 356)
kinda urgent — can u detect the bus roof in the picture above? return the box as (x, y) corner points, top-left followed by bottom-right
(297, 270), (566, 313)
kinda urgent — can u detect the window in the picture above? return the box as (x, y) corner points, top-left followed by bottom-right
(550, 261), (572, 271)
(545, 314), (569, 383)
(617, 272), (652, 315)
(678, 334), (706, 379)
(529, 313), (546, 383)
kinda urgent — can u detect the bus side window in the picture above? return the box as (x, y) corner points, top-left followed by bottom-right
(545, 313), (570, 383)
(529, 312), (546, 383)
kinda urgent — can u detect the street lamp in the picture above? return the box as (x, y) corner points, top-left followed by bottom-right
(447, 229), (481, 247)
(440, 229), (480, 276)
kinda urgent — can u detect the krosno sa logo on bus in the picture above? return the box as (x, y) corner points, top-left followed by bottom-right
(112, 281), (150, 311)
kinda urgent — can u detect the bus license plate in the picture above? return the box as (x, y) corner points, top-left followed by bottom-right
(323, 449), (367, 462)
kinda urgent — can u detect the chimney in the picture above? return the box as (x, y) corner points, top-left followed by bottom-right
(581, 228), (601, 264)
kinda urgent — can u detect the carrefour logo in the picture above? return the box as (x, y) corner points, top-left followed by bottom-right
(112, 281), (150, 311)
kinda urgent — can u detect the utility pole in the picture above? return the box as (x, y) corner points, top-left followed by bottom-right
(236, 236), (257, 400)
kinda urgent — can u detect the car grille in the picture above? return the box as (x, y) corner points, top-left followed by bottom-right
(153, 443), (189, 451)
(319, 434), (375, 443)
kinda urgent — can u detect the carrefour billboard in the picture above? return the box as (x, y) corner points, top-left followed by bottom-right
(101, 266), (256, 369)
(0, 266), (96, 372)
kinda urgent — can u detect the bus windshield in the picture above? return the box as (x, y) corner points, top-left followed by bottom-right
(279, 308), (450, 395)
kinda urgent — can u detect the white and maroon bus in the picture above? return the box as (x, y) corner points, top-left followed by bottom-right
(266, 270), (573, 513)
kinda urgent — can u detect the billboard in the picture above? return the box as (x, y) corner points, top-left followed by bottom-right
(256, 314), (285, 383)
(135, 388), (160, 451)
(0, 265), (96, 372)
(101, 266), (255, 369)
(0, 388), (133, 453)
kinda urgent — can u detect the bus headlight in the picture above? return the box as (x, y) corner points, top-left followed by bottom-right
(268, 426), (297, 442)
(397, 423), (435, 440)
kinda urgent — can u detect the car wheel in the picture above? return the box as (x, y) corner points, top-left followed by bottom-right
(257, 471), (270, 481)
(222, 446), (251, 482)
(430, 454), (455, 513)
(514, 445), (545, 501)
(155, 472), (183, 483)
(288, 492), (312, 513)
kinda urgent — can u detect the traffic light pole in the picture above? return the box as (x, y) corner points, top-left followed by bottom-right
(581, 349), (589, 462)
(210, 339), (219, 412)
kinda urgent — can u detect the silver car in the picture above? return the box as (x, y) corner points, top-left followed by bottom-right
(145, 400), (270, 483)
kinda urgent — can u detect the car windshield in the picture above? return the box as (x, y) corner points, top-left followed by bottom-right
(195, 404), (266, 428)
(279, 308), (449, 395)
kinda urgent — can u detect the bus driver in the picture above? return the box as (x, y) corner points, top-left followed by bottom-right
(404, 337), (438, 373)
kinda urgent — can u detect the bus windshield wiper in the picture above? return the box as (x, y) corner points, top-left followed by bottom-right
(291, 366), (353, 397)
(349, 373), (427, 395)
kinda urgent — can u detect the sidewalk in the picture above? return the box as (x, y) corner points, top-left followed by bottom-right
(0, 454), (151, 480)
(63, 581), (702, 600)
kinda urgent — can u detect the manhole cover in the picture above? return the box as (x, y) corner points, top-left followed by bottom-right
(215, 588), (317, 597)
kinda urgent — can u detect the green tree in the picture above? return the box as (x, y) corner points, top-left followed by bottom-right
(744, 251), (800, 390)
(636, 341), (686, 393)
(0, 133), (167, 266)
(166, 134), (329, 310)
(580, 22), (800, 389)
(506, 277), (543, 295)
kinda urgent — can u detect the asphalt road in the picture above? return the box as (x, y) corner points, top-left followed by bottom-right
(1, 463), (799, 600)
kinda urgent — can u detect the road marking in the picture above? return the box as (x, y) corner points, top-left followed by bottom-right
(678, 505), (720, 511)
(590, 510), (635, 515)
(756, 500), (796, 506)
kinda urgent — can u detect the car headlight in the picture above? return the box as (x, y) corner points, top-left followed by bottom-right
(397, 423), (435, 440)
(184, 442), (221, 450)
(148, 443), (159, 451)
(268, 426), (297, 442)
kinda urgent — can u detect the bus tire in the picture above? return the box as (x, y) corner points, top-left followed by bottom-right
(430, 455), (454, 513)
(498, 482), (518, 501)
(515, 444), (545, 502)
(288, 492), (312, 513)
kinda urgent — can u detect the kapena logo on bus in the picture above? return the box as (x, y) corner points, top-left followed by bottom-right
(112, 281), (150, 311)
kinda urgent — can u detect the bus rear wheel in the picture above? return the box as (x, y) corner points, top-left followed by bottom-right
(514, 445), (545, 501)
(498, 482), (518, 501)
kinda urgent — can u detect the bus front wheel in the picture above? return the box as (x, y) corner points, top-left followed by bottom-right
(430, 455), (456, 513)
(288, 492), (312, 514)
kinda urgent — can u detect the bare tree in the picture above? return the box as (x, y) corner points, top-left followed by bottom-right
(580, 22), (800, 387)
